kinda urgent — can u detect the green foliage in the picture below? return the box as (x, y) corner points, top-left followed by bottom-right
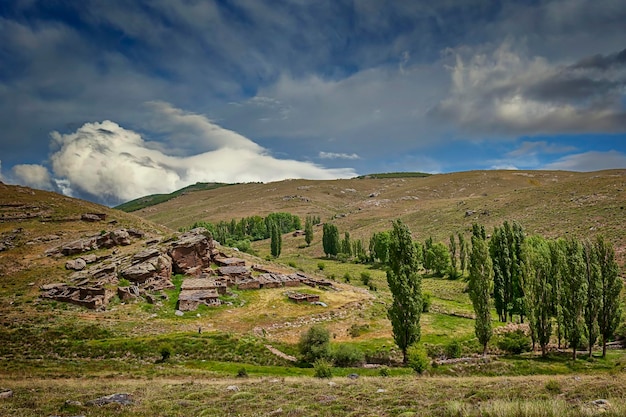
(422, 292), (432, 313)
(360, 272), (371, 286)
(449, 234), (457, 270)
(115, 182), (229, 212)
(340, 232), (352, 257)
(545, 379), (561, 393)
(425, 242), (450, 276)
(304, 216), (314, 246)
(348, 324), (370, 338)
(561, 238), (587, 360)
(497, 330), (531, 354)
(468, 231), (493, 355)
(118, 278), (131, 287)
(369, 231), (391, 264)
(299, 325), (331, 363)
(407, 346), (430, 374)
(595, 236), (623, 357)
(458, 233), (468, 272)
(343, 272), (352, 283)
(445, 340), (462, 359)
(378, 366), (390, 377)
(332, 344), (365, 367)
(387, 220), (422, 364)
(313, 358), (333, 378)
(158, 343), (173, 362)
(322, 223), (340, 257)
(270, 221), (282, 258)
(236, 367), (249, 378)
(583, 240), (601, 358)
(317, 262), (325, 271)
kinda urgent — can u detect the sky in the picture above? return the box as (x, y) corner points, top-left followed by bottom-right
(1, 0), (625, 206)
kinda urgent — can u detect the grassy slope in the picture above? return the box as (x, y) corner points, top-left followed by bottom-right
(114, 182), (231, 212)
(133, 169), (626, 263)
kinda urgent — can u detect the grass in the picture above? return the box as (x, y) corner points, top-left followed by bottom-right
(2, 373), (626, 416)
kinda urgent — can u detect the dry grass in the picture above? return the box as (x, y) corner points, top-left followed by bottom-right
(2, 373), (626, 416)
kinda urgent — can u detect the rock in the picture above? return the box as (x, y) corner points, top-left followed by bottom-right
(590, 399), (611, 410)
(126, 229), (145, 238)
(175, 310), (184, 317)
(81, 213), (102, 222)
(168, 229), (214, 275)
(40, 283), (67, 291)
(0, 389), (13, 399)
(347, 373), (359, 380)
(132, 248), (161, 263)
(65, 399), (83, 406)
(376, 389), (387, 393)
(226, 385), (239, 392)
(61, 238), (97, 256)
(120, 253), (172, 284)
(268, 407), (283, 415)
(96, 230), (131, 248)
(145, 294), (157, 304)
(65, 258), (87, 271)
(117, 286), (140, 302)
(86, 393), (133, 406)
(82, 254), (98, 264)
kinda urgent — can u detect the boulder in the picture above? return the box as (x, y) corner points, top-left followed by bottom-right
(117, 286), (140, 302)
(61, 238), (96, 256)
(132, 248), (161, 263)
(0, 389), (13, 399)
(82, 254), (98, 264)
(65, 258), (87, 271)
(86, 393), (133, 406)
(120, 253), (172, 284)
(168, 229), (213, 275)
(81, 213), (102, 222)
(96, 230), (131, 248)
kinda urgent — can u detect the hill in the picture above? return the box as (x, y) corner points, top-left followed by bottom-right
(114, 181), (231, 212)
(131, 169), (626, 263)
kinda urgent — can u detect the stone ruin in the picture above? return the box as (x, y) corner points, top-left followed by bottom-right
(40, 227), (334, 312)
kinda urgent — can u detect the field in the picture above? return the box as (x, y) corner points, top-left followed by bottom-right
(1, 171), (625, 416)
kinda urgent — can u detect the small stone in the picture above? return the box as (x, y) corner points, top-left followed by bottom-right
(347, 373), (359, 380)
(226, 385), (239, 392)
(0, 389), (13, 399)
(65, 399), (83, 406)
(377, 389), (387, 393)
(328, 381), (337, 387)
(175, 310), (184, 317)
(86, 393), (133, 406)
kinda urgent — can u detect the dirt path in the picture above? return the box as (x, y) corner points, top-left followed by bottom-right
(264, 344), (297, 362)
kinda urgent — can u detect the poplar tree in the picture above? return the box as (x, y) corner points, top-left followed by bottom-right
(523, 236), (554, 356)
(386, 220), (422, 364)
(322, 223), (339, 257)
(561, 238), (587, 360)
(458, 232), (468, 273)
(304, 216), (314, 246)
(341, 232), (352, 257)
(468, 230), (493, 356)
(449, 234), (457, 270)
(595, 236), (622, 357)
(549, 239), (566, 349)
(490, 221), (525, 322)
(270, 222), (282, 258)
(583, 240), (601, 358)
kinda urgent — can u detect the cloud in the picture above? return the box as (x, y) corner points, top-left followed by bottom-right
(11, 164), (53, 190)
(431, 43), (626, 136)
(543, 150), (626, 171)
(45, 104), (356, 205)
(507, 141), (578, 157)
(319, 152), (361, 160)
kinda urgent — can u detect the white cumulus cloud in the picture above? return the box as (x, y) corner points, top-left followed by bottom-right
(542, 150), (626, 171)
(11, 164), (54, 190)
(318, 152), (361, 160)
(44, 103), (356, 205)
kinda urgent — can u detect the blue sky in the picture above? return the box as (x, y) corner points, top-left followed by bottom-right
(1, 0), (625, 205)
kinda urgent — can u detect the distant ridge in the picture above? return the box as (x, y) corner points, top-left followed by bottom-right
(356, 172), (432, 179)
(115, 182), (231, 212)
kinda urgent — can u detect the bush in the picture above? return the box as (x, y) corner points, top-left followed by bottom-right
(422, 292), (432, 313)
(332, 344), (365, 367)
(360, 272), (371, 286)
(337, 253), (350, 263)
(445, 340), (462, 359)
(236, 367), (248, 378)
(343, 272), (352, 283)
(407, 346), (430, 374)
(379, 366), (390, 377)
(288, 261), (297, 268)
(447, 266), (462, 280)
(299, 325), (331, 363)
(497, 330), (532, 354)
(348, 323), (370, 338)
(545, 379), (561, 393)
(313, 358), (333, 378)
(158, 343), (173, 363)
(317, 262), (326, 271)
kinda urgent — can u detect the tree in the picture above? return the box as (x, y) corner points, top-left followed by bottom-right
(549, 239), (566, 349)
(299, 325), (331, 363)
(341, 232), (352, 257)
(561, 238), (587, 360)
(425, 242), (451, 276)
(583, 240), (601, 358)
(304, 216), (314, 246)
(449, 234), (458, 270)
(490, 221), (525, 322)
(270, 221), (282, 258)
(369, 231), (391, 264)
(595, 236), (622, 357)
(322, 223), (340, 257)
(386, 220), (422, 364)
(523, 236), (554, 356)
(468, 231), (493, 356)
(458, 232), (468, 273)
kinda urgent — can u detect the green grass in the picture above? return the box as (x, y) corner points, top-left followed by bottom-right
(114, 182), (231, 212)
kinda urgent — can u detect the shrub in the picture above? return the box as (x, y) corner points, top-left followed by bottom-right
(348, 323), (370, 338)
(445, 340), (462, 359)
(332, 344), (365, 367)
(288, 261), (297, 268)
(368, 284), (377, 291)
(407, 346), (430, 374)
(424, 343), (445, 359)
(299, 325), (331, 363)
(360, 272), (371, 286)
(545, 379), (561, 393)
(317, 262), (326, 271)
(378, 366), (390, 377)
(118, 278), (131, 287)
(158, 343), (173, 363)
(236, 367), (248, 378)
(337, 253), (350, 263)
(343, 272), (352, 283)
(497, 330), (531, 354)
(313, 358), (333, 378)
(447, 266), (462, 280)
(422, 292), (432, 313)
